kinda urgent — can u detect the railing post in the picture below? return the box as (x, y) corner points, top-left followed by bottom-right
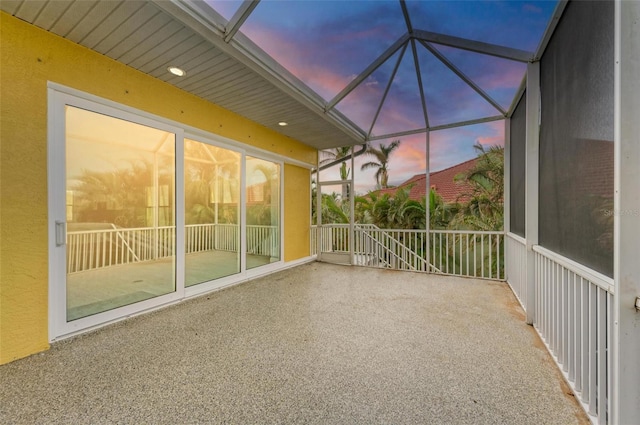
(525, 61), (540, 325)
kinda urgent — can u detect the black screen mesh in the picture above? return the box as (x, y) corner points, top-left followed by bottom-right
(539, 0), (614, 277)
(509, 92), (526, 237)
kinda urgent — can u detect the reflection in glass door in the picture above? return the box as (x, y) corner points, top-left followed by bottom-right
(184, 139), (241, 286)
(246, 157), (281, 269)
(65, 106), (176, 321)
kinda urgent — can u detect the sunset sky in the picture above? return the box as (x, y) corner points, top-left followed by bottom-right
(206, 0), (557, 192)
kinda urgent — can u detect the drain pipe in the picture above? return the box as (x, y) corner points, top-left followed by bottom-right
(313, 143), (368, 172)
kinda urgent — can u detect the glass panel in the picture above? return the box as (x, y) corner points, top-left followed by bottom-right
(539, 0), (614, 277)
(185, 139), (241, 286)
(406, 1), (558, 52)
(509, 92), (526, 237)
(246, 157), (280, 269)
(434, 46), (527, 112)
(370, 48), (426, 137)
(335, 48), (403, 134)
(65, 106), (176, 321)
(240, 0), (406, 101)
(417, 44), (500, 127)
(428, 122), (505, 231)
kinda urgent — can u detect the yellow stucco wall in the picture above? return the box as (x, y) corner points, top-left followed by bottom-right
(284, 164), (311, 262)
(0, 12), (316, 364)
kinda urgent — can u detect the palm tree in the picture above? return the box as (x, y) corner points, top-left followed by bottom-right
(453, 143), (504, 231)
(360, 140), (401, 189)
(320, 146), (352, 200)
(319, 146), (352, 180)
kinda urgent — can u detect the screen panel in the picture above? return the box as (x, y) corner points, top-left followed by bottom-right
(509, 92), (526, 238)
(539, 0), (614, 277)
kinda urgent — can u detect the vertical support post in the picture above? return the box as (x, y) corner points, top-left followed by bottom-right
(316, 156), (321, 257)
(349, 146), (355, 265)
(613, 1), (640, 422)
(504, 118), (511, 281)
(425, 130), (430, 273)
(504, 118), (511, 235)
(525, 62), (540, 325)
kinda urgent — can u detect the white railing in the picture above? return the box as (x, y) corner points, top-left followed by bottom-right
(314, 224), (503, 279)
(247, 225), (279, 258)
(67, 223), (280, 273)
(506, 233), (527, 308)
(319, 224), (350, 253)
(310, 225), (318, 256)
(185, 223), (215, 253)
(67, 226), (175, 273)
(355, 225), (431, 272)
(430, 230), (504, 280)
(533, 245), (613, 425)
(215, 224), (239, 252)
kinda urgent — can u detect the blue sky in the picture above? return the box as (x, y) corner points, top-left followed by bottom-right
(207, 0), (557, 192)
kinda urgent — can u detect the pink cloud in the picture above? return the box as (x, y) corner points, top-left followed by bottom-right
(243, 25), (352, 99)
(475, 120), (505, 147)
(475, 62), (526, 91)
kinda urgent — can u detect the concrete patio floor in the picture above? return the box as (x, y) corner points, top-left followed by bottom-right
(0, 262), (588, 424)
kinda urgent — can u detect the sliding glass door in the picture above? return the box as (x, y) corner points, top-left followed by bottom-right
(50, 88), (285, 338)
(65, 106), (176, 321)
(246, 157), (281, 269)
(184, 139), (241, 286)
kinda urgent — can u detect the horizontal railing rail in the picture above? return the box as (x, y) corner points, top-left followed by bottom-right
(532, 245), (613, 425)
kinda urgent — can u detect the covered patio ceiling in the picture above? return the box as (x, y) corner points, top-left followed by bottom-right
(2, 0), (563, 150)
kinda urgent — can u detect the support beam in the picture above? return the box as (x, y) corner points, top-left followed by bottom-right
(420, 41), (506, 116)
(399, 0), (413, 35)
(368, 44), (408, 138)
(411, 39), (430, 129)
(224, 0), (260, 42)
(327, 33), (410, 111)
(613, 1), (640, 423)
(534, 1), (569, 61)
(412, 29), (534, 62)
(524, 62), (540, 325)
(367, 115), (504, 141)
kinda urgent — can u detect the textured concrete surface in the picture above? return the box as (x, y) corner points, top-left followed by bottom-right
(0, 262), (588, 424)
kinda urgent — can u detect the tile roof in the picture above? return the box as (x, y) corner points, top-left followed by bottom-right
(372, 158), (477, 204)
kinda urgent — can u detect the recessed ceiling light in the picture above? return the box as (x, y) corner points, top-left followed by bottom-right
(168, 66), (186, 77)
(278, 121), (288, 126)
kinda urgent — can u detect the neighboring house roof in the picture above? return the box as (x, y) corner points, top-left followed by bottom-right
(372, 158), (477, 204)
